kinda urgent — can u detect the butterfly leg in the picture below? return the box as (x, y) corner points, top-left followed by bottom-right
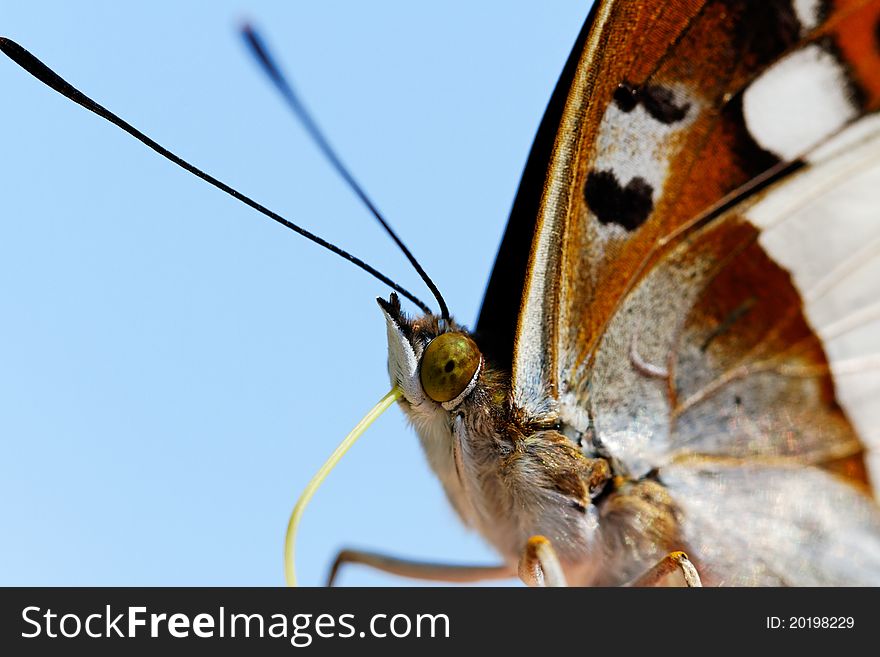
(326, 548), (514, 586)
(517, 535), (567, 587)
(625, 551), (702, 587)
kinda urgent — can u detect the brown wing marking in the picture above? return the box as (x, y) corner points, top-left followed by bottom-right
(670, 216), (867, 480)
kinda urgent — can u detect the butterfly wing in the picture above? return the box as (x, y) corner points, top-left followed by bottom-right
(589, 128), (880, 582)
(480, 0), (880, 584)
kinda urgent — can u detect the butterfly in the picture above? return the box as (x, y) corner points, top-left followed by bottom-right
(325, 0), (880, 587)
(3, 1), (880, 587)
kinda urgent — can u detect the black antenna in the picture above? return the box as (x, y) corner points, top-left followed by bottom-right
(0, 36), (434, 316)
(240, 23), (451, 322)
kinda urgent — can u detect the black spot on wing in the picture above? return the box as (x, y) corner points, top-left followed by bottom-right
(584, 171), (654, 231)
(641, 85), (691, 124)
(613, 82), (691, 124)
(726, 0), (800, 64)
(723, 92), (781, 175)
(815, 0), (832, 26)
(612, 82), (639, 112)
(876, 13), (880, 53)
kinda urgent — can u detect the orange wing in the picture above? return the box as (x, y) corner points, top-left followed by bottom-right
(502, 0), (880, 473)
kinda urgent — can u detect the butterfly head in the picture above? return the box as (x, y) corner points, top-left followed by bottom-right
(378, 293), (605, 568)
(378, 293), (483, 413)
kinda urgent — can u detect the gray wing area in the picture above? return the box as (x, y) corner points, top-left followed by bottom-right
(661, 459), (880, 585)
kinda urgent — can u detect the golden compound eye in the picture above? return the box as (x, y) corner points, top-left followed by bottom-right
(419, 332), (481, 403)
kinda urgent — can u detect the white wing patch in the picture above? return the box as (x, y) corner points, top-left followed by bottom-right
(743, 43), (857, 161)
(747, 114), (880, 485)
(592, 88), (699, 213)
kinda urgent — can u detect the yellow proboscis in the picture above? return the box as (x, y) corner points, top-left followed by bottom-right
(284, 386), (403, 587)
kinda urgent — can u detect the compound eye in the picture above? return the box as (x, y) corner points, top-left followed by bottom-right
(419, 332), (481, 403)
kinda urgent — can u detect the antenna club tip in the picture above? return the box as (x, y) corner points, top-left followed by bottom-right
(237, 18), (258, 41)
(239, 19), (263, 39)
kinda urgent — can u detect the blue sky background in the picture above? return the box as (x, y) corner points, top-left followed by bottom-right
(0, 1), (590, 585)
